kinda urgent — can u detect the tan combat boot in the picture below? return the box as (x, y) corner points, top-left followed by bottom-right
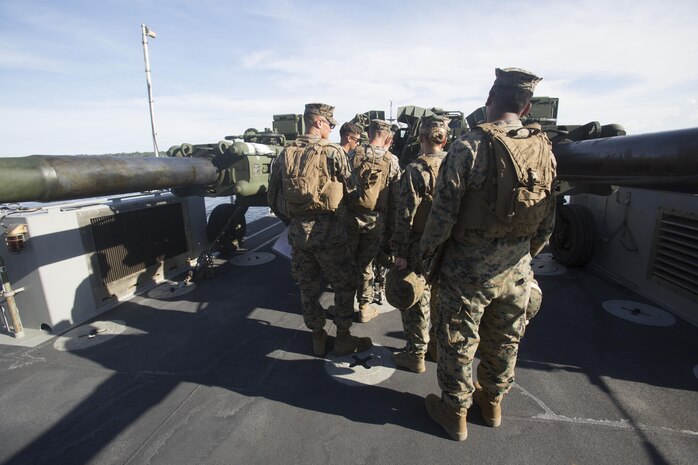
(425, 394), (468, 441)
(391, 350), (426, 373)
(473, 381), (502, 427)
(312, 329), (328, 357)
(334, 330), (372, 356)
(357, 304), (379, 323)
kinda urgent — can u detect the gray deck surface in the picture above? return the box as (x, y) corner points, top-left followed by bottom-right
(1, 215), (697, 465)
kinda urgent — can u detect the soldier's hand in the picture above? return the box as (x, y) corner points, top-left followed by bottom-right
(395, 257), (408, 270)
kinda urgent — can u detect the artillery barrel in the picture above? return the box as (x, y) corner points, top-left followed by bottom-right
(554, 127), (698, 193)
(0, 155), (219, 203)
(1, 127), (696, 204)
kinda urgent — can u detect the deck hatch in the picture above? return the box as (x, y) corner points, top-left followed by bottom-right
(649, 208), (698, 302)
(89, 203), (188, 284)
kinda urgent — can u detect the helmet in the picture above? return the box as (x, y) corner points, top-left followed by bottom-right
(385, 267), (426, 310)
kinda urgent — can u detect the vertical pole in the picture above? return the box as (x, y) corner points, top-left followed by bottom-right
(141, 24), (160, 157)
(0, 256), (24, 338)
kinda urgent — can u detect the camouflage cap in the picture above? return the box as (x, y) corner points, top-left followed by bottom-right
(422, 114), (450, 129)
(385, 267), (426, 310)
(493, 67), (542, 92)
(339, 121), (362, 136)
(304, 102), (337, 126)
(369, 119), (393, 133)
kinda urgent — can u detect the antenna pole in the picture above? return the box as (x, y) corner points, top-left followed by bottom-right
(141, 24), (160, 157)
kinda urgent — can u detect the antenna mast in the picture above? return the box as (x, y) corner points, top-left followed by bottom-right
(141, 24), (160, 157)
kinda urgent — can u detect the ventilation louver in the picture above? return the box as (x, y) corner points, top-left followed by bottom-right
(89, 203), (188, 284)
(649, 208), (698, 302)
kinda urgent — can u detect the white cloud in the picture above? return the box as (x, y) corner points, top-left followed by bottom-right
(0, 49), (67, 73)
(1, 0), (696, 156)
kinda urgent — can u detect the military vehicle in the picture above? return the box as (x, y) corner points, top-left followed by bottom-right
(1, 99), (697, 265)
(1, 104), (697, 465)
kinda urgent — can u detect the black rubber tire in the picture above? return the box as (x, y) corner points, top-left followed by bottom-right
(550, 204), (598, 266)
(206, 203), (247, 254)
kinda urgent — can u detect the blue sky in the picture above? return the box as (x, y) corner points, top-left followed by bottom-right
(1, 0), (697, 156)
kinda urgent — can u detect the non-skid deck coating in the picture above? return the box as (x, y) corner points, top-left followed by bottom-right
(1, 215), (697, 465)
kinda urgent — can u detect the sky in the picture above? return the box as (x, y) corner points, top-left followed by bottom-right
(1, 0), (697, 156)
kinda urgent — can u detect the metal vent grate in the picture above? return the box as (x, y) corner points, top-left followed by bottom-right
(649, 208), (698, 302)
(90, 203), (188, 284)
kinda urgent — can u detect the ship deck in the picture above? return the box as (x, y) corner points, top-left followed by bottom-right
(1, 214), (697, 465)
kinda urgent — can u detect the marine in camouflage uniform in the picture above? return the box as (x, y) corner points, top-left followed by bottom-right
(267, 103), (372, 357)
(390, 115), (450, 373)
(421, 68), (557, 441)
(339, 121), (362, 155)
(346, 119), (401, 322)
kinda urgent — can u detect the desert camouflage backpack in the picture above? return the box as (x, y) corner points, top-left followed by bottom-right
(282, 139), (343, 216)
(351, 145), (392, 213)
(454, 123), (556, 238)
(411, 153), (444, 234)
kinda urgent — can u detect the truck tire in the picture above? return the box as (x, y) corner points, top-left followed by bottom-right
(550, 204), (598, 266)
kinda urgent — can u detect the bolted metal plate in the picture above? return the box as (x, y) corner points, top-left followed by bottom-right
(602, 300), (676, 327)
(531, 253), (567, 276)
(325, 344), (396, 386)
(53, 320), (127, 351)
(147, 280), (197, 299)
(231, 252), (276, 267)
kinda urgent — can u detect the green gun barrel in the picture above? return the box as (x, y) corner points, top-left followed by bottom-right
(554, 127), (698, 193)
(0, 155), (219, 203)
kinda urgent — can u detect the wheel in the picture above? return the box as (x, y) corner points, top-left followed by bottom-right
(206, 203), (247, 254)
(550, 204), (598, 266)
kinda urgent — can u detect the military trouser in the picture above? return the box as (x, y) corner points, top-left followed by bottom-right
(400, 282), (437, 355)
(291, 243), (356, 332)
(433, 271), (529, 410)
(348, 225), (383, 307)
(397, 234), (436, 355)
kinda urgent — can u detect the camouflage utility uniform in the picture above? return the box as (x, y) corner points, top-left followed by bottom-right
(421, 118), (556, 411)
(392, 149), (446, 356)
(347, 140), (401, 311)
(268, 134), (357, 333)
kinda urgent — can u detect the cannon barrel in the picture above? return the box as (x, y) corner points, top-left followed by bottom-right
(1, 127), (696, 204)
(0, 155), (219, 203)
(553, 127), (698, 193)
